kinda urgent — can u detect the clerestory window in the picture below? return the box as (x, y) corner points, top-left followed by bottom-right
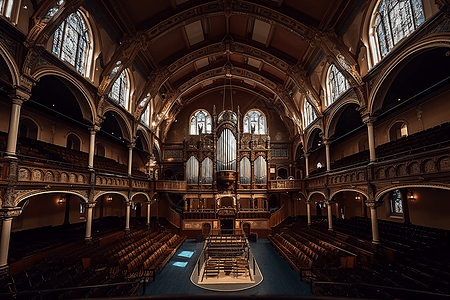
(243, 110), (265, 134)
(326, 64), (350, 106)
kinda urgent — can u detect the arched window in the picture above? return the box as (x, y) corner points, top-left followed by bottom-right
(109, 70), (130, 110)
(53, 11), (92, 76)
(389, 189), (403, 214)
(202, 157), (213, 184)
(303, 99), (317, 128)
(389, 122), (408, 141)
(189, 110), (211, 135)
(254, 156), (267, 184)
(240, 157), (251, 185)
(327, 64), (350, 106)
(186, 156), (199, 185)
(95, 143), (105, 156)
(370, 0), (424, 64)
(243, 110), (265, 134)
(0, 0), (16, 20)
(66, 133), (81, 151)
(19, 118), (38, 140)
(141, 105), (150, 127)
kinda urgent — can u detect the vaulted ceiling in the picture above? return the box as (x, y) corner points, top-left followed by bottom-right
(88, 0), (362, 135)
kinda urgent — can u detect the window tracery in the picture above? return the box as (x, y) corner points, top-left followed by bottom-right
(243, 110), (265, 134)
(109, 70), (130, 110)
(327, 64), (350, 106)
(53, 11), (92, 76)
(190, 110), (212, 135)
(371, 0), (424, 64)
(303, 99), (317, 128)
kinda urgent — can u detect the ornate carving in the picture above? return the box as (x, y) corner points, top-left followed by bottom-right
(423, 160), (436, 173)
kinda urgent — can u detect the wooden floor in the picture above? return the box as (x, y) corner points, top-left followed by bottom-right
(143, 238), (313, 295)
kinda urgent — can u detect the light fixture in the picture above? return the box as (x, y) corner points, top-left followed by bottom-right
(355, 194), (361, 201)
(57, 194), (65, 205)
(107, 194), (113, 202)
(407, 190), (416, 201)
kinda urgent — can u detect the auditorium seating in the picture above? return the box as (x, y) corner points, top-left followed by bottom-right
(1, 221), (186, 299)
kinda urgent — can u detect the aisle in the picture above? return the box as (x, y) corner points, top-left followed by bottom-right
(144, 238), (313, 295)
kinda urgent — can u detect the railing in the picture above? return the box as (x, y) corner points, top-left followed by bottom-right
(165, 207), (182, 228)
(268, 179), (302, 190)
(269, 205), (289, 228)
(155, 180), (187, 191)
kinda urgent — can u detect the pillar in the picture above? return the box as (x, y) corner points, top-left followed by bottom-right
(0, 208), (22, 273)
(127, 143), (135, 175)
(84, 203), (95, 241)
(363, 116), (377, 161)
(305, 153), (310, 178)
(146, 201), (151, 227)
(306, 201), (311, 227)
(325, 141), (331, 172)
(6, 93), (29, 157)
(366, 202), (382, 245)
(88, 126), (100, 169)
(326, 200), (333, 231)
(125, 202), (131, 231)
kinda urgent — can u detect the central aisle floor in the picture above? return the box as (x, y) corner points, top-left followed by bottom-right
(143, 238), (313, 295)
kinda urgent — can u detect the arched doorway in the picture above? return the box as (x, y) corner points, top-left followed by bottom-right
(202, 223), (211, 235)
(243, 223), (250, 236)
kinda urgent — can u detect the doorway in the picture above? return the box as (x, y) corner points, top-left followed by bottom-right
(220, 219), (233, 235)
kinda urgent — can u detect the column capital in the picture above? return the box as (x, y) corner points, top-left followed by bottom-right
(124, 201), (132, 207)
(89, 125), (101, 133)
(304, 152), (310, 158)
(84, 202), (96, 209)
(0, 207), (23, 219)
(8, 89), (30, 105)
(362, 115), (377, 125)
(365, 201), (383, 208)
(324, 199), (333, 205)
(128, 142), (136, 149)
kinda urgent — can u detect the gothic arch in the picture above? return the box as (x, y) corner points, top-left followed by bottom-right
(32, 69), (96, 123)
(0, 42), (20, 86)
(375, 183), (450, 202)
(368, 37), (450, 115)
(101, 106), (133, 143)
(14, 190), (89, 207)
(325, 99), (361, 139)
(304, 125), (323, 152)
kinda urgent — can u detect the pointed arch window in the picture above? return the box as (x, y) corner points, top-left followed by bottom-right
(327, 64), (350, 106)
(370, 0), (424, 65)
(186, 156), (199, 185)
(202, 157), (213, 184)
(303, 99), (317, 128)
(109, 70), (130, 110)
(240, 157), (251, 185)
(254, 156), (267, 185)
(53, 11), (92, 76)
(190, 110), (211, 135)
(243, 110), (265, 134)
(141, 94), (151, 126)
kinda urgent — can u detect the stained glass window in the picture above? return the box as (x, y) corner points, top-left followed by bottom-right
(109, 70), (130, 109)
(53, 11), (91, 75)
(243, 110), (265, 134)
(141, 94), (151, 126)
(389, 189), (403, 213)
(373, 0), (424, 61)
(0, 0), (15, 18)
(303, 99), (317, 128)
(189, 110), (211, 135)
(327, 64), (350, 106)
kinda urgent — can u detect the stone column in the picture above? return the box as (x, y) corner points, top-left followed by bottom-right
(127, 143), (135, 175)
(305, 153), (310, 178)
(6, 92), (29, 157)
(306, 200), (312, 227)
(84, 202), (96, 242)
(365, 201), (382, 245)
(88, 126), (100, 169)
(363, 116), (377, 161)
(125, 202), (131, 231)
(325, 200), (333, 231)
(324, 140), (331, 172)
(0, 208), (22, 273)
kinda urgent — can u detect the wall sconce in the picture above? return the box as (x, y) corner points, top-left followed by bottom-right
(57, 194), (65, 205)
(107, 194), (113, 202)
(407, 190), (416, 201)
(355, 194), (361, 201)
